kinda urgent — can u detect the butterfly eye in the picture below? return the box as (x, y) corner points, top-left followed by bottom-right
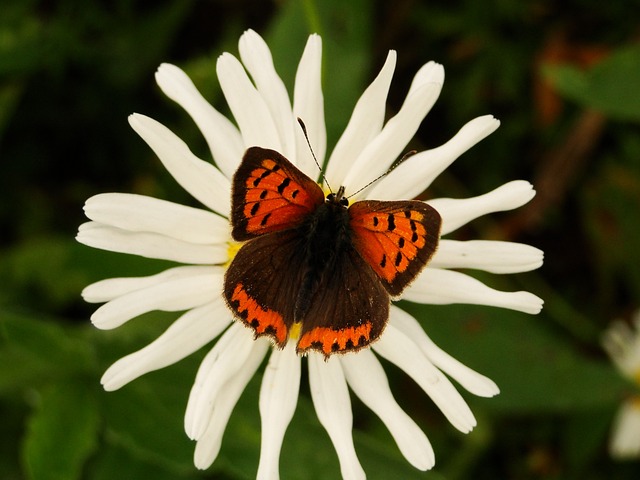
(327, 193), (336, 202)
(340, 197), (349, 207)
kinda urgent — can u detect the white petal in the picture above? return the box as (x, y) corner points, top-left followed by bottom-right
(602, 320), (640, 378)
(428, 180), (535, 235)
(368, 115), (500, 201)
(407, 61), (446, 97)
(89, 268), (222, 330)
(101, 300), (231, 391)
(293, 34), (326, 177)
(185, 323), (257, 440)
(308, 354), (365, 480)
(256, 343), (301, 480)
(343, 76), (444, 198)
(77, 222), (227, 265)
(404, 268), (544, 314)
(83, 193), (229, 245)
(128, 114), (231, 216)
(325, 51), (397, 189)
(194, 339), (270, 469)
(389, 306), (499, 397)
(217, 53), (281, 152)
(610, 401), (640, 459)
(430, 239), (544, 274)
(155, 63), (244, 179)
(340, 349), (435, 470)
(239, 29), (296, 161)
(82, 265), (222, 303)
(372, 323), (477, 433)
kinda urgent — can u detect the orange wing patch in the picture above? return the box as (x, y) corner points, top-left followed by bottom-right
(349, 200), (441, 296)
(231, 147), (324, 241)
(297, 323), (373, 357)
(229, 282), (288, 347)
(352, 209), (427, 280)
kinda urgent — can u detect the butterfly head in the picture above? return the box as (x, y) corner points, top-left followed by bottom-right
(326, 185), (349, 207)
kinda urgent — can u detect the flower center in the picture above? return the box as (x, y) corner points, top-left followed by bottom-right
(225, 241), (242, 266)
(289, 322), (302, 340)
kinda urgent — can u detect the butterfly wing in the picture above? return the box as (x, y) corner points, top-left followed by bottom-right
(231, 147), (325, 241)
(296, 244), (389, 357)
(349, 200), (442, 296)
(224, 229), (307, 347)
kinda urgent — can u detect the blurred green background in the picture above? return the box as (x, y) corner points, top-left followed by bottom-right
(2, 0), (640, 479)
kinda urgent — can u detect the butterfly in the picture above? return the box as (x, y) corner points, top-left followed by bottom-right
(224, 146), (442, 357)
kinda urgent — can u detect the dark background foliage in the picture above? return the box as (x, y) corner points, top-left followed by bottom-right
(1, 0), (640, 479)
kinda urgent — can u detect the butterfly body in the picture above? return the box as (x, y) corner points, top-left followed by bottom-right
(289, 194), (352, 322)
(224, 147), (442, 357)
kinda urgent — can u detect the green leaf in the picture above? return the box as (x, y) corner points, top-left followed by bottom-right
(22, 382), (100, 480)
(0, 235), (178, 311)
(0, 236), (88, 309)
(0, 81), (24, 140)
(0, 1), (45, 76)
(0, 310), (95, 392)
(581, 160), (640, 305)
(100, 359), (200, 475)
(0, 399), (27, 479)
(563, 408), (614, 473)
(354, 429), (447, 480)
(543, 45), (640, 121)
(88, 443), (203, 480)
(401, 303), (632, 413)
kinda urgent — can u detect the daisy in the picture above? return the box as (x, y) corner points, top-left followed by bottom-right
(602, 311), (640, 459)
(77, 29), (544, 478)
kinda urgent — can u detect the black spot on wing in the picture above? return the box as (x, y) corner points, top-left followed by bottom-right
(277, 177), (291, 194)
(387, 214), (396, 231)
(253, 169), (272, 187)
(260, 213), (271, 226)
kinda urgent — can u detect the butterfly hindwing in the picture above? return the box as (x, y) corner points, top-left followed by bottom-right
(296, 243), (389, 357)
(349, 200), (442, 296)
(224, 229), (307, 347)
(231, 147), (325, 241)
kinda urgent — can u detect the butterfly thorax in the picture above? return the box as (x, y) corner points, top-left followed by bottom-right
(325, 186), (348, 208)
(292, 188), (352, 321)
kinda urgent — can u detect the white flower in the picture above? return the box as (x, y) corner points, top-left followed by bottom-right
(602, 311), (640, 459)
(77, 29), (544, 478)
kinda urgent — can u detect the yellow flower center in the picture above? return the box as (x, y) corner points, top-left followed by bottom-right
(225, 241), (241, 266)
(289, 322), (302, 340)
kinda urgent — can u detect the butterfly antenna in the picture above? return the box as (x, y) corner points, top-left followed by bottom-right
(297, 118), (333, 193)
(346, 149), (418, 199)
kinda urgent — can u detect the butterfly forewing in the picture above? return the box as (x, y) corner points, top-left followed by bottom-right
(349, 200), (442, 296)
(231, 147), (324, 241)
